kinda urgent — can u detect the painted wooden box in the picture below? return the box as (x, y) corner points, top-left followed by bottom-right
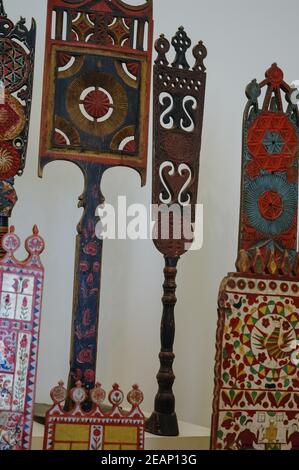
(44, 381), (145, 450)
(212, 274), (299, 450)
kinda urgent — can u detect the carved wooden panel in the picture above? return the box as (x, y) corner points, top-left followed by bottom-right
(146, 27), (207, 437)
(236, 64), (299, 275)
(39, 0), (153, 184)
(152, 27), (207, 257)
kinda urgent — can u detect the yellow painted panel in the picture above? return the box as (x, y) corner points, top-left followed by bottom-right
(104, 426), (138, 444)
(53, 442), (71, 450)
(121, 445), (138, 450)
(71, 443), (89, 450)
(55, 424), (90, 441)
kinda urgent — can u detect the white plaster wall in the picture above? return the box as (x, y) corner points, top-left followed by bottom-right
(6, 0), (299, 427)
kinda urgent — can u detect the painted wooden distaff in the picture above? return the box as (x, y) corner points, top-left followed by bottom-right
(39, 0), (153, 397)
(0, 226), (45, 450)
(211, 65), (299, 451)
(146, 27), (207, 436)
(0, 0), (36, 255)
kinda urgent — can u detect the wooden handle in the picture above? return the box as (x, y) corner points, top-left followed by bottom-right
(146, 255), (180, 436)
(66, 164), (105, 410)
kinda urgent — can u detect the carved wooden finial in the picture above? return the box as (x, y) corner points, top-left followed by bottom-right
(193, 40), (207, 72)
(154, 34), (170, 66)
(265, 63), (284, 88)
(171, 26), (191, 70)
(245, 79), (261, 101)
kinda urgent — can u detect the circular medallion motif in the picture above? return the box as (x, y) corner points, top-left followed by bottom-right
(70, 383), (87, 404)
(244, 174), (297, 236)
(50, 382), (67, 404)
(66, 72), (128, 136)
(90, 384), (106, 406)
(162, 133), (194, 160)
(82, 88), (111, 120)
(2, 231), (21, 253)
(258, 190), (283, 221)
(109, 385), (124, 406)
(251, 315), (295, 370)
(127, 385), (143, 407)
(243, 300), (299, 380)
(0, 143), (21, 180)
(25, 227), (45, 256)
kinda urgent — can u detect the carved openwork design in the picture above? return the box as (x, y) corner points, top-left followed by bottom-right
(236, 64), (299, 275)
(39, 0), (153, 183)
(51, 0), (151, 50)
(0, 226), (45, 450)
(44, 381), (145, 450)
(0, 0), (36, 254)
(152, 27), (207, 257)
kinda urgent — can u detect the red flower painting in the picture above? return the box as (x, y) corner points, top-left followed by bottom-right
(78, 348), (93, 364)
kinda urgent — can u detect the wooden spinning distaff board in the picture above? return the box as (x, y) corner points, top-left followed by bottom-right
(0, 227), (45, 450)
(38, 0), (153, 395)
(211, 65), (299, 450)
(0, 1), (36, 255)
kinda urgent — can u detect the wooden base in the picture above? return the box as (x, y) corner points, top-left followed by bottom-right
(32, 420), (210, 450)
(145, 411), (179, 436)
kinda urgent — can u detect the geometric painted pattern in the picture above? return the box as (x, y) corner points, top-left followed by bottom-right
(263, 131), (285, 155)
(238, 65), (299, 267)
(43, 381), (145, 451)
(0, 227), (44, 450)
